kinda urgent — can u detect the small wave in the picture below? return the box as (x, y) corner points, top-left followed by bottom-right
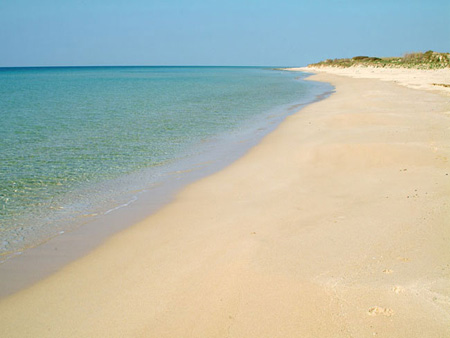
(104, 195), (138, 215)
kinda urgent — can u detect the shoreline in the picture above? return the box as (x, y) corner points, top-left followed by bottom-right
(0, 74), (333, 299)
(1, 70), (449, 337)
(1, 66), (331, 262)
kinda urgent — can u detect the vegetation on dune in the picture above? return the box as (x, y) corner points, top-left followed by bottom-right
(309, 51), (450, 69)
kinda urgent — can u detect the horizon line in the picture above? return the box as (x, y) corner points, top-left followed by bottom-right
(0, 64), (300, 70)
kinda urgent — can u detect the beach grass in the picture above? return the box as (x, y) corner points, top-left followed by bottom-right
(309, 50), (450, 69)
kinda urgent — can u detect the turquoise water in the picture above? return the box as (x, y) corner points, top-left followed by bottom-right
(0, 66), (331, 257)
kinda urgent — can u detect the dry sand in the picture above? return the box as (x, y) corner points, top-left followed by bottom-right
(287, 66), (450, 96)
(1, 71), (449, 337)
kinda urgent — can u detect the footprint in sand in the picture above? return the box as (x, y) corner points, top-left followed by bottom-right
(382, 269), (393, 274)
(393, 286), (405, 294)
(368, 306), (395, 317)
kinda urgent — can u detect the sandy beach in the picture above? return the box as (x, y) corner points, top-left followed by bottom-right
(1, 69), (449, 337)
(287, 66), (450, 96)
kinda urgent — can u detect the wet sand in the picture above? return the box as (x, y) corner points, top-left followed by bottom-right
(1, 71), (449, 337)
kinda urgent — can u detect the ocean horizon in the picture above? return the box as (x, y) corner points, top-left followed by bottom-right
(0, 66), (332, 260)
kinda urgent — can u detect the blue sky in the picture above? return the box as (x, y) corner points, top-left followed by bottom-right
(1, 0), (448, 67)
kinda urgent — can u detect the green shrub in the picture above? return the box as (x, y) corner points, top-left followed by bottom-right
(309, 51), (450, 69)
(352, 56), (369, 60)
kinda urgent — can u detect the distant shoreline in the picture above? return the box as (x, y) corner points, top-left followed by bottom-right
(284, 65), (450, 96)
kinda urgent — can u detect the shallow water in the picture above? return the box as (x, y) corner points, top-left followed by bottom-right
(0, 66), (332, 258)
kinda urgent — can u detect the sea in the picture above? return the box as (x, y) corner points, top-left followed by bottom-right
(0, 66), (332, 260)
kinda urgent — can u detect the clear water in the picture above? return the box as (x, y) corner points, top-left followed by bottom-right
(0, 66), (331, 257)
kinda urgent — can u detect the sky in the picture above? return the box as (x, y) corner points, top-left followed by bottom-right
(0, 0), (449, 67)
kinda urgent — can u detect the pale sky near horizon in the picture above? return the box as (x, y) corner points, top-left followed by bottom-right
(1, 0), (449, 67)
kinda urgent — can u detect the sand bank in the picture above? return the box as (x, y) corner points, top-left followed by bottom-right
(1, 71), (449, 337)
